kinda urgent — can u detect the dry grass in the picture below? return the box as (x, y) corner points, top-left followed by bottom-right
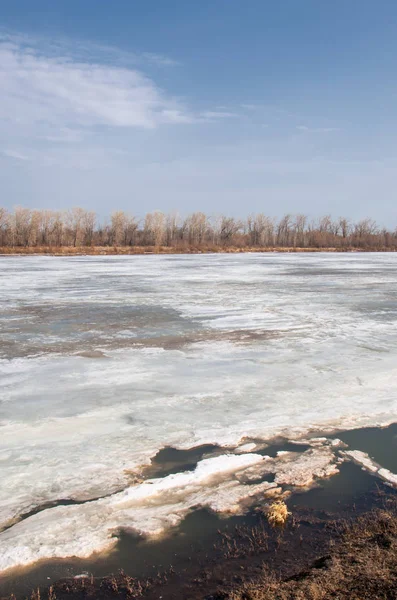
(266, 501), (291, 529)
(226, 504), (397, 599)
(0, 245), (386, 256)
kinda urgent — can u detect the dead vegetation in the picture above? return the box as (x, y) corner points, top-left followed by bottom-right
(221, 502), (397, 599)
(265, 500), (291, 529)
(0, 245), (394, 256)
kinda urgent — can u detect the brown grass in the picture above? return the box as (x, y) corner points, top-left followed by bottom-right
(0, 245), (392, 256)
(227, 505), (397, 599)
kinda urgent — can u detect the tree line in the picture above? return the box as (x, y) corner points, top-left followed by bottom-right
(0, 207), (396, 250)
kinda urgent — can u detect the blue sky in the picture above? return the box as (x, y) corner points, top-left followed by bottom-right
(1, 1), (397, 223)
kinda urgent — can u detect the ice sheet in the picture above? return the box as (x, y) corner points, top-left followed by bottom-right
(0, 447), (341, 573)
(1, 253), (397, 571)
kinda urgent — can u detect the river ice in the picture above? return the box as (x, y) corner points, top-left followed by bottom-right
(1, 253), (397, 571)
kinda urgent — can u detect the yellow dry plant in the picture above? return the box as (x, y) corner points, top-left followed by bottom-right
(266, 500), (291, 528)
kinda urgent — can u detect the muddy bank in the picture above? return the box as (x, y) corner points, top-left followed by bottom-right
(2, 424), (397, 599)
(218, 498), (397, 599)
(3, 484), (396, 600)
(2, 465), (396, 600)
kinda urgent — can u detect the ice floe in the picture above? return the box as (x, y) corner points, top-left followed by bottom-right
(0, 453), (276, 573)
(343, 450), (397, 486)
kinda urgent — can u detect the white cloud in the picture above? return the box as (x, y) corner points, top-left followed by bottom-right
(0, 33), (251, 178)
(0, 36), (192, 133)
(1, 149), (29, 161)
(0, 33), (246, 165)
(4, 34), (388, 222)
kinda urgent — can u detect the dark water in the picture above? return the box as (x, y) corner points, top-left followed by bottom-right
(291, 461), (378, 512)
(334, 422), (397, 473)
(0, 508), (260, 598)
(144, 444), (221, 478)
(291, 424), (397, 512)
(144, 439), (312, 480)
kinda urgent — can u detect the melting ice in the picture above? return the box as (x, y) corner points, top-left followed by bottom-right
(1, 253), (397, 571)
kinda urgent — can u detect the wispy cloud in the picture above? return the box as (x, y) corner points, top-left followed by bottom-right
(1, 149), (30, 161)
(140, 52), (180, 67)
(240, 103), (261, 111)
(0, 31), (180, 69)
(0, 31), (244, 166)
(39, 128), (85, 143)
(297, 125), (339, 133)
(0, 36), (191, 131)
(200, 110), (238, 120)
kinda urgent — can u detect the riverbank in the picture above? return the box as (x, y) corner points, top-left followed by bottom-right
(220, 496), (397, 600)
(0, 245), (396, 256)
(2, 424), (397, 600)
(2, 476), (395, 600)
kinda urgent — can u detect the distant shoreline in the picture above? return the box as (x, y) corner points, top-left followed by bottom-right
(1, 245), (397, 256)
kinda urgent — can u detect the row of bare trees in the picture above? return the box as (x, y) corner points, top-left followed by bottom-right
(0, 207), (396, 250)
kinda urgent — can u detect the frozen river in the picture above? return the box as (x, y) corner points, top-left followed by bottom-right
(1, 253), (397, 573)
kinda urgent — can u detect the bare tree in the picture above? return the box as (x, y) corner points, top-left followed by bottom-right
(111, 211), (138, 246)
(165, 212), (180, 246)
(183, 212), (208, 245)
(353, 218), (379, 247)
(13, 207), (32, 247)
(81, 211), (96, 246)
(217, 216), (242, 246)
(66, 207), (86, 247)
(110, 211), (126, 246)
(51, 212), (64, 246)
(247, 214), (275, 246)
(292, 214), (307, 247)
(0, 208), (10, 246)
(124, 215), (138, 246)
(0, 207), (395, 251)
(144, 211), (166, 246)
(338, 217), (351, 239)
(277, 214), (292, 246)
(38, 210), (56, 246)
(29, 210), (41, 247)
